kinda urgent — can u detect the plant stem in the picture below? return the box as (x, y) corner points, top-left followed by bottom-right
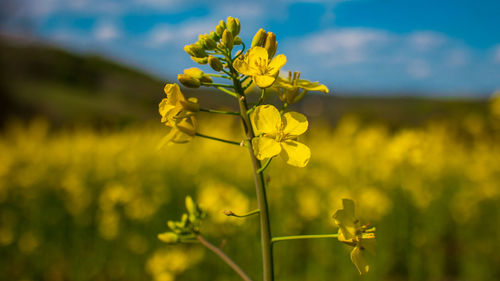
(195, 132), (243, 146)
(197, 235), (253, 281)
(200, 108), (240, 116)
(257, 157), (273, 174)
(271, 234), (339, 244)
(223, 209), (260, 218)
(216, 86), (239, 98)
(247, 89), (266, 115)
(203, 82), (235, 88)
(227, 54), (274, 281)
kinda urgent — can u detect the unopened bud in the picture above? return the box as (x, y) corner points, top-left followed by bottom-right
(215, 20), (226, 37)
(227, 16), (240, 37)
(198, 34), (217, 50)
(208, 55), (223, 71)
(190, 56), (208, 64)
(233, 36), (242, 45)
(185, 196), (196, 215)
(158, 232), (179, 244)
(178, 74), (201, 88)
(251, 28), (267, 48)
(264, 32), (277, 59)
(184, 43), (207, 58)
(221, 30), (233, 50)
(209, 31), (219, 41)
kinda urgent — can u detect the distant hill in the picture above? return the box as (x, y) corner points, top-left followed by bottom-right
(0, 37), (490, 129)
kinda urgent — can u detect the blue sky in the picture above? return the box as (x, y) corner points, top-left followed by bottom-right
(3, 0), (500, 96)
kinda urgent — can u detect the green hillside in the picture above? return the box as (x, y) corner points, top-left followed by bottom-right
(0, 38), (490, 128)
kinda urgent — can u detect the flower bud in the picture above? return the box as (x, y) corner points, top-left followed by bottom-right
(185, 196), (196, 215)
(227, 16), (240, 36)
(208, 55), (223, 71)
(209, 31), (220, 41)
(233, 36), (242, 45)
(178, 74), (201, 88)
(215, 20), (226, 37)
(184, 43), (207, 58)
(251, 28), (267, 47)
(264, 32), (277, 59)
(221, 30), (233, 50)
(198, 34), (217, 50)
(190, 56), (208, 64)
(158, 232), (179, 244)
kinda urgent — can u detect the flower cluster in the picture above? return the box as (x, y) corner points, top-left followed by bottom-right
(158, 196), (205, 244)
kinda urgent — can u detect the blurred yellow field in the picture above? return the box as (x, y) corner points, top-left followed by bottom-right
(1, 105), (499, 280)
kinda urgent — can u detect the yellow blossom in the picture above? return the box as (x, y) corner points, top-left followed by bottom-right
(251, 105), (310, 167)
(273, 71), (329, 104)
(233, 46), (286, 88)
(333, 199), (376, 275)
(159, 83), (199, 145)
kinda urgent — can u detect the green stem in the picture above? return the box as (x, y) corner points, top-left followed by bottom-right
(223, 209), (260, 218)
(195, 132), (242, 146)
(226, 52), (274, 281)
(247, 89), (266, 115)
(216, 86), (239, 98)
(197, 235), (253, 281)
(207, 74), (232, 79)
(280, 102), (289, 115)
(271, 234), (339, 244)
(257, 157), (273, 174)
(203, 83), (234, 88)
(200, 108), (240, 116)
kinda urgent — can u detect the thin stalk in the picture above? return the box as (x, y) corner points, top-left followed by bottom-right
(247, 89), (266, 115)
(257, 157), (273, 174)
(197, 235), (253, 281)
(216, 86), (239, 98)
(271, 234), (339, 244)
(207, 74), (232, 79)
(203, 83), (234, 88)
(195, 132), (243, 146)
(200, 108), (240, 116)
(226, 51), (274, 281)
(223, 209), (260, 218)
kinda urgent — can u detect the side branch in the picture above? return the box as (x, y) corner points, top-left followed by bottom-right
(223, 209), (260, 218)
(197, 235), (253, 281)
(271, 234), (339, 244)
(195, 133), (244, 146)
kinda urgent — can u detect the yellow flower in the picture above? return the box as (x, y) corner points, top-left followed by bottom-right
(159, 83), (199, 145)
(250, 105), (310, 167)
(333, 199), (376, 275)
(273, 71), (329, 104)
(233, 46), (286, 88)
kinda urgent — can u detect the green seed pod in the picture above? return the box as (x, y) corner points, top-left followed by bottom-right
(264, 32), (277, 59)
(177, 74), (201, 88)
(208, 55), (223, 72)
(227, 16), (241, 37)
(221, 30), (233, 50)
(158, 232), (179, 244)
(233, 36), (243, 45)
(199, 34), (217, 50)
(251, 28), (267, 48)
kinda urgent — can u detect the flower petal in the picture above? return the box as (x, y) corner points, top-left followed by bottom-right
(280, 140), (311, 167)
(233, 57), (253, 76)
(248, 46), (269, 68)
(251, 105), (281, 135)
(333, 199), (358, 241)
(350, 246), (370, 275)
(267, 54), (287, 75)
(164, 83), (185, 104)
(254, 75), (277, 88)
(283, 111), (308, 137)
(297, 80), (329, 93)
(252, 136), (281, 160)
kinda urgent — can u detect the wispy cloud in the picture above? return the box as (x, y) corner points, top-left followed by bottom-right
(94, 21), (120, 41)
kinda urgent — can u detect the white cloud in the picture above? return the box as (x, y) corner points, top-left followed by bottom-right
(407, 31), (447, 52)
(94, 22), (120, 41)
(147, 19), (218, 47)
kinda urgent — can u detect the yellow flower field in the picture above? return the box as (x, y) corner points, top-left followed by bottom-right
(0, 107), (499, 280)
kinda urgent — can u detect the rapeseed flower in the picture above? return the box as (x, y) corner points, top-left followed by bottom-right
(233, 46), (286, 88)
(273, 71), (329, 104)
(251, 105), (310, 167)
(333, 199), (376, 275)
(159, 83), (199, 144)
